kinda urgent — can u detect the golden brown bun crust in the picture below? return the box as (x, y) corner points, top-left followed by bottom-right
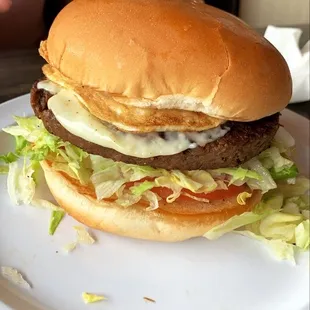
(41, 161), (262, 242)
(40, 0), (291, 121)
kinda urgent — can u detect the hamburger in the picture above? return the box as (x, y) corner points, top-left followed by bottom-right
(2, 0), (309, 249)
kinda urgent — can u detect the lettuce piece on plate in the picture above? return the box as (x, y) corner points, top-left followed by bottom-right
(7, 161), (36, 205)
(73, 226), (95, 245)
(205, 178), (309, 261)
(1, 266), (31, 289)
(62, 242), (78, 253)
(49, 210), (65, 235)
(82, 292), (107, 304)
(235, 231), (296, 263)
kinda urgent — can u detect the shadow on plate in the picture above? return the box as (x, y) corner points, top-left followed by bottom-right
(0, 277), (55, 310)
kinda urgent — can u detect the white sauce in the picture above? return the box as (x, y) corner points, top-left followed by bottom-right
(37, 81), (230, 158)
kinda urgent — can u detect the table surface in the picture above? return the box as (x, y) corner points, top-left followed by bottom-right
(0, 25), (309, 119)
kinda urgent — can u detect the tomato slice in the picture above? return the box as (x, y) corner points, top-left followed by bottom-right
(151, 187), (174, 199)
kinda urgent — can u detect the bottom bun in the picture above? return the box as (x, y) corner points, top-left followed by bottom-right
(41, 161), (262, 242)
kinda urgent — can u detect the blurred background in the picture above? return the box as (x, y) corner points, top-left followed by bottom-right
(0, 0), (309, 115)
(1, 0), (309, 48)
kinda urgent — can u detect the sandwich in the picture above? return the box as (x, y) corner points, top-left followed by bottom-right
(2, 0), (309, 254)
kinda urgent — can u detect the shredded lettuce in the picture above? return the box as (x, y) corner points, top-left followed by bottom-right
(0, 152), (18, 163)
(15, 136), (29, 155)
(56, 144), (91, 185)
(0, 165), (9, 174)
(82, 292), (106, 304)
(185, 170), (218, 186)
(143, 191), (160, 211)
(1, 115), (310, 262)
(237, 216), (309, 263)
(295, 220), (310, 250)
(181, 191), (210, 202)
(3, 117), (91, 185)
(272, 127), (295, 153)
(31, 199), (66, 235)
(5, 153), (65, 235)
(154, 176), (182, 202)
(1, 266), (31, 289)
(124, 164), (164, 181)
(236, 192), (252, 205)
(243, 158), (277, 193)
(259, 213), (303, 242)
(302, 210), (310, 219)
(236, 231), (296, 263)
(284, 195), (309, 210)
(63, 242), (77, 253)
(7, 161), (36, 205)
(116, 185), (141, 207)
(90, 156), (219, 206)
(205, 178), (309, 261)
(73, 226), (95, 244)
(171, 170), (217, 192)
(91, 165), (126, 199)
(62, 227), (95, 253)
(259, 146), (299, 182)
(49, 210), (65, 235)
(269, 164), (299, 181)
(204, 211), (265, 240)
(3, 116), (301, 211)
(3, 117), (57, 161)
(213, 167), (261, 185)
(260, 147), (294, 171)
(130, 181), (155, 196)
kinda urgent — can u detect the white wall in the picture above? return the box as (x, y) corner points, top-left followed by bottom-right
(239, 0), (310, 28)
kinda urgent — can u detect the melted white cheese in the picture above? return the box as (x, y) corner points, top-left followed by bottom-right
(37, 80), (62, 94)
(37, 81), (230, 158)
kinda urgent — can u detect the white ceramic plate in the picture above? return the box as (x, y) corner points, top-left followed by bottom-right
(0, 95), (309, 310)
